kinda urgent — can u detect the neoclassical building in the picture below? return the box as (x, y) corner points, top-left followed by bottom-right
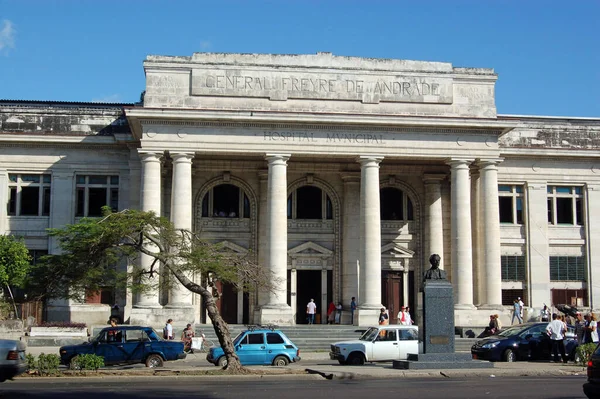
(1, 52), (599, 327)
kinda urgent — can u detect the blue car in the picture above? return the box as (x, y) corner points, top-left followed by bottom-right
(59, 326), (186, 368)
(471, 322), (578, 362)
(206, 327), (300, 367)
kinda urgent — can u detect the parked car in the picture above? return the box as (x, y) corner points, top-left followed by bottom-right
(206, 326), (300, 367)
(0, 339), (26, 382)
(583, 342), (600, 399)
(471, 322), (578, 362)
(330, 325), (419, 365)
(59, 326), (186, 368)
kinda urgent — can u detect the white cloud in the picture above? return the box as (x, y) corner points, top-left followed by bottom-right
(0, 19), (16, 53)
(91, 94), (123, 103)
(199, 40), (211, 50)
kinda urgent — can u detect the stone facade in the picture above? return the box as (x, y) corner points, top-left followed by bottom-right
(1, 52), (599, 329)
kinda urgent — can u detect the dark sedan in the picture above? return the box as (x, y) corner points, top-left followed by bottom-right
(471, 322), (578, 362)
(59, 326), (186, 368)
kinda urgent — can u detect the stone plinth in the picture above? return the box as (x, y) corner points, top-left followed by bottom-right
(355, 308), (380, 327)
(257, 306), (294, 326)
(129, 307), (195, 326)
(422, 280), (454, 353)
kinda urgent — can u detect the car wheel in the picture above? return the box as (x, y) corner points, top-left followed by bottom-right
(347, 353), (365, 366)
(69, 355), (81, 370)
(503, 349), (516, 362)
(145, 354), (164, 368)
(273, 356), (289, 366)
(338, 359), (347, 365)
(217, 356), (228, 367)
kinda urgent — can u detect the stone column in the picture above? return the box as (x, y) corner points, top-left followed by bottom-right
(423, 174), (446, 270)
(167, 152), (195, 308)
(0, 169), (7, 234)
(135, 151), (163, 308)
(446, 158), (475, 309)
(587, 184), (600, 309)
(321, 268), (328, 324)
(478, 159), (503, 309)
(341, 173), (361, 307)
(256, 171), (269, 309)
(527, 182), (550, 308)
(357, 156), (384, 325)
(259, 154), (293, 325)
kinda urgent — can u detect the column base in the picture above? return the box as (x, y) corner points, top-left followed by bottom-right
(355, 308), (382, 327)
(257, 305), (294, 326)
(477, 304), (505, 311)
(454, 304), (477, 310)
(133, 303), (162, 309)
(129, 307), (196, 326)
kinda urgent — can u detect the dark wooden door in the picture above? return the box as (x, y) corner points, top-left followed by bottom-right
(382, 271), (402, 324)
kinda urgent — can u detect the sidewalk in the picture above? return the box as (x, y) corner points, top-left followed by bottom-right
(25, 346), (588, 380)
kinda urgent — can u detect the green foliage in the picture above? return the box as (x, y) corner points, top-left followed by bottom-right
(39, 321), (87, 328)
(0, 235), (31, 287)
(576, 342), (598, 365)
(25, 353), (36, 372)
(0, 299), (13, 320)
(36, 353), (61, 375)
(72, 354), (104, 371)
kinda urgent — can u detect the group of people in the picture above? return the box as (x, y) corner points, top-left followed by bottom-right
(546, 310), (598, 363)
(326, 301), (343, 324)
(479, 314), (502, 337)
(511, 297), (525, 324)
(307, 297), (413, 326)
(163, 319), (206, 353)
(378, 305), (414, 326)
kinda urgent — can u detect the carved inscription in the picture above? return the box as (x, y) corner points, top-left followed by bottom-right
(263, 131), (385, 144)
(192, 69), (452, 104)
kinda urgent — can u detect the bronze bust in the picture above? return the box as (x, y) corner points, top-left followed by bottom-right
(423, 253), (447, 281)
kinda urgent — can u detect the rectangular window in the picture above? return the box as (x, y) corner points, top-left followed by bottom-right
(547, 186), (584, 225)
(7, 173), (51, 216)
(498, 185), (524, 224)
(549, 256), (586, 281)
(502, 289), (525, 306)
(75, 175), (119, 217)
(551, 288), (588, 307)
(501, 255), (526, 281)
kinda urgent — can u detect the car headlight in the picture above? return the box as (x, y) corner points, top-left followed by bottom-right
(481, 341), (500, 349)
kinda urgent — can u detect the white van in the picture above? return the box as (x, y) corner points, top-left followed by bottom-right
(329, 325), (419, 365)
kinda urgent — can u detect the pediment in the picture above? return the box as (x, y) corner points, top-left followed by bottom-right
(288, 241), (333, 257)
(216, 240), (248, 254)
(381, 242), (414, 258)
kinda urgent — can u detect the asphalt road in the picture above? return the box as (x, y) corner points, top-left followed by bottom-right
(0, 376), (589, 399)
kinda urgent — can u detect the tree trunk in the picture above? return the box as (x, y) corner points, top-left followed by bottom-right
(166, 264), (246, 372)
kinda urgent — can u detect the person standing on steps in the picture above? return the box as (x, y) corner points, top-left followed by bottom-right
(350, 297), (357, 325)
(163, 319), (174, 340)
(511, 299), (523, 324)
(327, 301), (336, 324)
(306, 299), (317, 325)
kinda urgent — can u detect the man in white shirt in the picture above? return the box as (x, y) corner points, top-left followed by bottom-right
(306, 299), (317, 325)
(546, 313), (567, 363)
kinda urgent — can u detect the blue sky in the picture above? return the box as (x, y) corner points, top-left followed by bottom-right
(0, 0), (598, 117)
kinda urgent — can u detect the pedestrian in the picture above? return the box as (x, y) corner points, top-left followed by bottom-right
(511, 299), (523, 324)
(181, 323), (195, 352)
(546, 313), (568, 363)
(574, 311), (586, 345)
(335, 302), (343, 324)
(378, 307), (389, 325)
(585, 313), (599, 344)
(350, 297), (357, 325)
(494, 314), (502, 332)
(397, 306), (413, 325)
(518, 297), (525, 320)
(327, 301), (336, 324)
(163, 318), (174, 340)
(480, 314), (499, 337)
(306, 299), (317, 325)
(540, 304), (550, 322)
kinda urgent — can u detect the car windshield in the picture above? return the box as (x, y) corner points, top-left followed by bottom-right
(148, 329), (161, 341)
(497, 325), (532, 337)
(233, 332), (244, 345)
(359, 327), (380, 341)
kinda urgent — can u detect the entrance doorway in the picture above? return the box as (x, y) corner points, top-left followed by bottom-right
(381, 271), (415, 324)
(295, 270), (321, 324)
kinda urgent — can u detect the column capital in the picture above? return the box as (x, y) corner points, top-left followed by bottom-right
(170, 152), (195, 163)
(357, 155), (384, 167)
(423, 173), (447, 183)
(445, 158), (474, 168)
(265, 154), (291, 165)
(138, 150), (164, 162)
(476, 158), (504, 168)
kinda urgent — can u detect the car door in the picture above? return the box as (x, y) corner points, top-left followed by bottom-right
(94, 330), (124, 365)
(120, 329), (148, 364)
(398, 328), (419, 360)
(236, 333), (266, 365)
(517, 324), (550, 360)
(371, 328), (400, 361)
(265, 332), (286, 364)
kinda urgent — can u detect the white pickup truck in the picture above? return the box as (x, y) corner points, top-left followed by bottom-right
(329, 325), (419, 365)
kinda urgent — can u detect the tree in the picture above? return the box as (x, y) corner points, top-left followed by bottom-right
(29, 208), (276, 372)
(0, 235), (32, 318)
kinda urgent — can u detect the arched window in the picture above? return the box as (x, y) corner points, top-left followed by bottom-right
(201, 184), (251, 218)
(380, 187), (413, 221)
(287, 186), (333, 220)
